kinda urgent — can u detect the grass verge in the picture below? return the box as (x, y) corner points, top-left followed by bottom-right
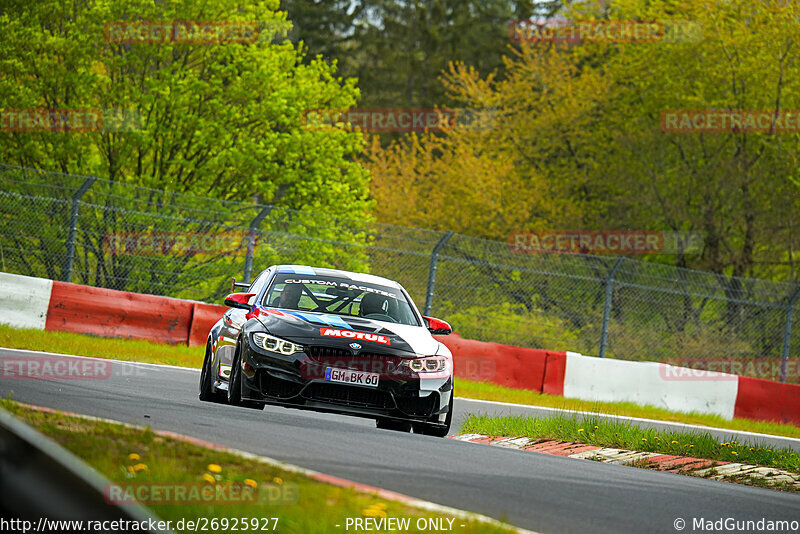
(455, 379), (800, 440)
(1, 399), (514, 534)
(461, 413), (800, 474)
(0, 324), (200, 368)
(2, 324), (800, 440)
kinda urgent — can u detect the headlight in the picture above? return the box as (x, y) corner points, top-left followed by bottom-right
(251, 333), (304, 355)
(404, 357), (447, 373)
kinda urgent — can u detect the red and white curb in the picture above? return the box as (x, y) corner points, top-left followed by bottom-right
(452, 434), (800, 489)
(9, 403), (538, 534)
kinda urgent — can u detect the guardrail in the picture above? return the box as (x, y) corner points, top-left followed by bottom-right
(3, 271), (800, 426)
(0, 406), (170, 532)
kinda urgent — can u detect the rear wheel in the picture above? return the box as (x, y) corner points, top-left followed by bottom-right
(376, 418), (411, 432)
(227, 345), (264, 410)
(199, 342), (225, 403)
(412, 391), (453, 437)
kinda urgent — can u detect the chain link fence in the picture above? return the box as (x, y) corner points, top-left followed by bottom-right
(1, 163), (798, 383)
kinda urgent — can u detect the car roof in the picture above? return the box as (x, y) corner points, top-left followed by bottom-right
(273, 265), (403, 289)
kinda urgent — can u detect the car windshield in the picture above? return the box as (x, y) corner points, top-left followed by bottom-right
(263, 273), (420, 327)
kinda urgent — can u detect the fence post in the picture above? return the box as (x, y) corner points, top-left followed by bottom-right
(598, 257), (624, 358)
(243, 205), (273, 284)
(424, 231), (454, 316)
(780, 285), (800, 383)
(63, 177), (97, 283)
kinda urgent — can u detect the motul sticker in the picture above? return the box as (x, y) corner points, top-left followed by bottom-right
(320, 328), (390, 345)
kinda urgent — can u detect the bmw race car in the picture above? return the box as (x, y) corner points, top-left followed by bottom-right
(199, 265), (454, 436)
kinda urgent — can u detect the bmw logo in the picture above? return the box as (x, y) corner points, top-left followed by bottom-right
(349, 343), (361, 350)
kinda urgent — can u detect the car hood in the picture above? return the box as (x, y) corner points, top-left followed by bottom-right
(253, 308), (440, 356)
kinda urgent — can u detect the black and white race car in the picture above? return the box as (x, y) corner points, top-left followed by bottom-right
(199, 265), (454, 436)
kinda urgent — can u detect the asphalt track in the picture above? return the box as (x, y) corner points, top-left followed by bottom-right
(1, 348), (798, 534)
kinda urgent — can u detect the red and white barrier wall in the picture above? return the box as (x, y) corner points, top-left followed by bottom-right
(0, 272), (225, 347)
(1, 272), (799, 427)
(439, 340), (800, 427)
(0, 272), (53, 330)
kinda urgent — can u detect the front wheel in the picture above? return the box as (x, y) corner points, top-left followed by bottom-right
(412, 392), (453, 437)
(227, 344), (264, 410)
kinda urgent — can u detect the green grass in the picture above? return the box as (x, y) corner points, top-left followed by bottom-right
(461, 413), (800, 474)
(3, 323), (800, 440)
(0, 324), (201, 368)
(455, 378), (800, 439)
(1, 399), (514, 534)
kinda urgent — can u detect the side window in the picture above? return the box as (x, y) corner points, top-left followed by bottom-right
(247, 270), (271, 305)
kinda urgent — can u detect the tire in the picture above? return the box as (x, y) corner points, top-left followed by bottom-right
(376, 418), (411, 432)
(227, 344), (264, 410)
(412, 392), (453, 437)
(199, 342), (226, 403)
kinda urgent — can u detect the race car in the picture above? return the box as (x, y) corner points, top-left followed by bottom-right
(199, 265), (454, 436)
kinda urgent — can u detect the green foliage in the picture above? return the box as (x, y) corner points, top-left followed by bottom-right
(0, 0), (371, 221)
(0, 0), (375, 296)
(439, 300), (584, 349)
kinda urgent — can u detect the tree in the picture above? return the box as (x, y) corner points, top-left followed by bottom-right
(280, 0), (364, 64)
(351, 0), (542, 109)
(0, 0), (371, 220)
(365, 0), (800, 283)
(0, 0), (373, 297)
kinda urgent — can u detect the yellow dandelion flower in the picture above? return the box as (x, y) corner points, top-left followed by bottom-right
(127, 465), (135, 475)
(593, 426), (598, 429)
(244, 479), (258, 489)
(207, 464), (222, 474)
(202, 473), (215, 484)
(362, 507), (387, 519)
(273, 477), (283, 485)
(133, 463), (148, 472)
(578, 429), (584, 433)
(671, 441), (678, 444)
(750, 448), (754, 451)
(128, 453), (141, 461)
(641, 438), (647, 441)
(731, 452), (738, 456)
(690, 445), (694, 448)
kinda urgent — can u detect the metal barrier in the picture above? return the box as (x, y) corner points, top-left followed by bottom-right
(1, 163), (798, 382)
(0, 406), (169, 532)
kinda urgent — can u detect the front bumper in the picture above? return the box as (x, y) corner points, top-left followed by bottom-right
(239, 337), (453, 424)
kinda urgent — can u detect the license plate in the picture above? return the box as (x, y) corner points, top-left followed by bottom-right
(324, 367), (379, 388)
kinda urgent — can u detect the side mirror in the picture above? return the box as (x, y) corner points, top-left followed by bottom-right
(230, 277), (251, 292)
(423, 316), (452, 336)
(224, 292), (255, 310)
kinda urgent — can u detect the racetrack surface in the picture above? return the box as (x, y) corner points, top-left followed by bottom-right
(1, 348), (798, 534)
